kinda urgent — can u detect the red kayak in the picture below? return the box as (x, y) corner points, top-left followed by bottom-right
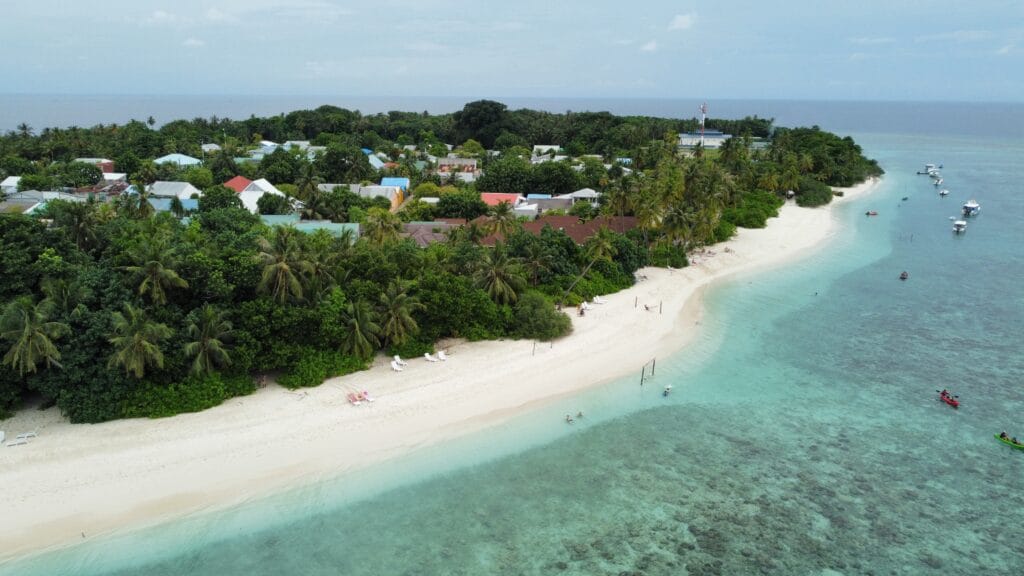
(939, 391), (959, 409)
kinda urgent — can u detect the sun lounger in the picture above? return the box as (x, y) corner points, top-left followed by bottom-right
(6, 438), (28, 447)
(390, 360), (404, 372)
(0, 431), (4, 444)
(393, 355), (408, 366)
(593, 295), (607, 304)
(360, 390), (375, 402)
(437, 350), (449, 361)
(346, 392), (363, 406)
(16, 429), (38, 440)
(424, 353), (439, 362)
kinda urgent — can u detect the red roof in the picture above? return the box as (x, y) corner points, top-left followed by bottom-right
(223, 175), (252, 193)
(481, 215), (638, 246)
(479, 193), (521, 207)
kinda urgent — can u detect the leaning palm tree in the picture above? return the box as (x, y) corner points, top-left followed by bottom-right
(362, 207), (402, 246)
(183, 304), (233, 376)
(474, 241), (527, 305)
(340, 300), (381, 359)
(257, 226), (311, 303)
(107, 304), (173, 379)
(378, 282), (424, 347)
(122, 239), (189, 306)
(559, 226), (619, 305)
(1, 297), (69, 376)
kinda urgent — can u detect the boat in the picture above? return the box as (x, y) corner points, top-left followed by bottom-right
(916, 163), (942, 174)
(995, 434), (1024, 450)
(933, 178), (944, 187)
(952, 220), (967, 234)
(865, 210), (879, 216)
(899, 271), (909, 281)
(901, 196), (909, 201)
(938, 189), (949, 196)
(939, 390), (959, 408)
(929, 170), (942, 180)
(962, 199), (981, 217)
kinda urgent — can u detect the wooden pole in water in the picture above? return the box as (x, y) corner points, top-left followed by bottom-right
(652, 358), (656, 376)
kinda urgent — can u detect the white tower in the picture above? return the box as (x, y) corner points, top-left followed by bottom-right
(699, 102), (708, 147)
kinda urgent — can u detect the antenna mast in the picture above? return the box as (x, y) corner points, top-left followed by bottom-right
(699, 102), (708, 147)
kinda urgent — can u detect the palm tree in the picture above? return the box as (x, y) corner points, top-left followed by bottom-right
(107, 304), (173, 379)
(41, 277), (90, 319)
(340, 300), (381, 359)
(303, 234), (341, 302)
(474, 242), (527, 305)
(257, 226), (311, 303)
(488, 201), (519, 239)
(1, 297), (69, 376)
(520, 240), (551, 286)
(122, 239), (189, 306)
(295, 162), (322, 202)
(560, 226), (618, 304)
(378, 281), (424, 347)
(362, 207), (402, 246)
(53, 200), (98, 251)
(183, 304), (233, 375)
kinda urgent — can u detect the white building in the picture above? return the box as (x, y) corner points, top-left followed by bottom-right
(148, 181), (202, 200)
(239, 178), (287, 214)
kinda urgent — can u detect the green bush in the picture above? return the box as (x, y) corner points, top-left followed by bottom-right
(389, 338), (435, 359)
(513, 291), (573, 341)
(648, 242), (688, 268)
(122, 374), (257, 419)
(277, 348), (368, 389)
(723, 190), (783, 228)
(796, 177), (834, 207)
(712, 219), (737, 243)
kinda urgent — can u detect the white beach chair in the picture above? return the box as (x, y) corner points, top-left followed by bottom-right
(437, 350), (449, 361)
(360, 390), (375, 402)
(390, 360), (404, 372)
(393, 355), (408, 366)
(16, 429), (38, 440)
(593, 295), (607, 304)
(424, 353), (439, 362)
(0, 431), (5, 444)
(6, 438), (28, 447)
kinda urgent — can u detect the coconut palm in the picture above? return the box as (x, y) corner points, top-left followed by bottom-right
(183, 304), (233, 375)
(52, 200), (99, 251)
(1, 297), (69, 376)
(122, 239), (189, 306)
(362, 207), (402, 246)
(474, 242), (526, 305)
(107, 304), (173, 379)
(340, 300), (381, 359)
(40, 277), (90, 319)
(378, 281), (424, 347)
(520, 240), (551, 286)
(257, 226), (311, 303)
(488, 201), (519, 239)
(560, 226), (618, 303)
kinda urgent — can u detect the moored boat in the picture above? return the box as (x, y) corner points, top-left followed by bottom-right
(899, 271), (909, 281)
(962, 199), (980, 217)
(933, 178), (944, 187)
(952, 220), (967, 234)
(938, 188), (949, 196)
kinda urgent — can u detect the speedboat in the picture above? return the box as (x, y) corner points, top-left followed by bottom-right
(933, 178), (944, 187)
(865, 210), (879, 216)
(962, 199), (980, 217)
(938, 189), (949, 196)
(929, 170), (942, 179)
(953, 220), (967, 234)
(917, 163), (942, 174)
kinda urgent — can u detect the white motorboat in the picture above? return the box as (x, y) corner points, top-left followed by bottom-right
(962, 199), (980, 217)
(953, 220), (967, 234)
(917, 163), (943, 174)
(934, 178), (944, 187)
(938, 188), (950, 196)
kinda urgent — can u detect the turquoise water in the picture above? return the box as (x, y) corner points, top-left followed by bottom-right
(5, 130), (1024, 575)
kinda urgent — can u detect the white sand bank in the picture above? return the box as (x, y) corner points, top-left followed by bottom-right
(0, 178), (880, 561)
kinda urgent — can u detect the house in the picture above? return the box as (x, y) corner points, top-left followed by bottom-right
(101, 173), (127, 185)
(283, 140), (311, 150)
(520, 215), (637, 245)
(356, 185), (404, 210)
(678, 130), (730, 149)
(479, 192), (523, 208)
(380, 177), (411, 192)
(148, 181), (202, 200)
(154, 153), (203, 167)
(223, 175), (253, 193)
(555, 188), (602, 205)
(513, 203), (539, 219)
(260, 214), (359, 240)
(74, 157), (115, 173)
(0, 197), (41, 214)
(366, 154), (386, 171)
(258, 140), (280, 154)
(402, 221), (458, 247)
(1, 176), (22, 194)
(532, 144), (561, 157)
(240, 178), (287, 214)
(201, 143), (222, 154)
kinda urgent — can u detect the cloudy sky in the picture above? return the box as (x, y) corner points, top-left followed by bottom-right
(3, 0), (1022, 101)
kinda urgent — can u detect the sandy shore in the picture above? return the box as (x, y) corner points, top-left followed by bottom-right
(0, 178), (879, 561)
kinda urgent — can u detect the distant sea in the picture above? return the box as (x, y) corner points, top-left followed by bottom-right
(2, 94), (1023, 139)
(3, 100), (1024, 575)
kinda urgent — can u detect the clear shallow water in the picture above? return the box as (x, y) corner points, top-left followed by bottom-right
(5, 128), (1024, 575)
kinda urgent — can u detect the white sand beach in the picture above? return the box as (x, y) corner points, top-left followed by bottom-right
(0, 178), (879, 561)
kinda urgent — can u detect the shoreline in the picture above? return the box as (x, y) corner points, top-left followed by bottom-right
(0, 177), (881, 563)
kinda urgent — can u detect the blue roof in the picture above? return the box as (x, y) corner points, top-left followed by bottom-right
(527, 194), (552, 199)
(367, 155), (385, 170)
(380, 177), (410, 191)
(361, 148), (373, 155)
(260, 214), (301, 226)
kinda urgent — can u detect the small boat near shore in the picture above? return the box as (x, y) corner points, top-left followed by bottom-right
(962, 199), (981, 217)
(899, 271), (909, 281)
(953, 220), (967, 234)
(933, 178), (944, 187)
(917, 163), (943, 174)
(865, 210), (878, 216)
(939, 390), (959, 408)
(938, 188), (949, 196)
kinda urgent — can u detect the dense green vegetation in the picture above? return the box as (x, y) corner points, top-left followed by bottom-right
(0, 102), (881, 422)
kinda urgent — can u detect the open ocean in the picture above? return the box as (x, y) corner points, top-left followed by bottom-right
(3, 99), (1024, 575)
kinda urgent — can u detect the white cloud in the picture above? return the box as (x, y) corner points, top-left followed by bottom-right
(204, 8), (237, 23)
(668, 13), (696, 31)
(995, 44), (1014, 55)
(183, 38), (206, 48)
(640, 40), (658, 52)
(915, 29), (992, 43)
(144, 10), (183, 26)
(613, 39), (634, 46)
(849, 37), (895, 45)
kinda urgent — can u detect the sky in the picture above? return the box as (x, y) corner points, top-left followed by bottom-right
(2, 0), (1022, 102)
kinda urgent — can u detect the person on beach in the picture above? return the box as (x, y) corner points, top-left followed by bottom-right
(565, 414), (574, 424)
